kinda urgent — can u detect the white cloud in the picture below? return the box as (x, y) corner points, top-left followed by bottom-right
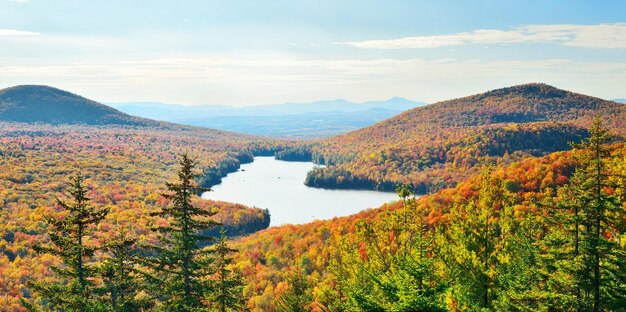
(2, 57), (625, 105)
(337, 23), (626, 49)
(6, 0), (30, 3)
(0, 29), (39, 36)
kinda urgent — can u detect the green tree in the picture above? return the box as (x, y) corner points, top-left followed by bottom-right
(145, 153), (220, 311)
(276, 265), (313, 312)
(531, 186), (585, 310)
(27, 173), (109, 311)
(97, 230), (150, 311)
(208, 229), (245, 312)
(440, 169), (518, 310)
(541, 116), (626, 311)
(492, 206), (545, 311)
(328, 185), (445, 311)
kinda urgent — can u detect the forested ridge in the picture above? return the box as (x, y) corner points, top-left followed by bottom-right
(21, 154), (249, 311)
(302, 84), (626, 192)
(233, 117), (626, 311)
(0, 84), (625, 311)
(0, 122), (282, 309)
(10, 118), (624, 311)
(0, 86), (161, 127)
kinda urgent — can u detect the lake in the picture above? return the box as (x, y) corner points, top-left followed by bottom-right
(202, 156), (400, 226)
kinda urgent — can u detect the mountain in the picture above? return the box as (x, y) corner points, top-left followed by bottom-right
(108, 97), (423, 116)
(301, 83), (626, 192)
(388, 83), (626, 129)
(230, 86), (626, 310)
(0, 85), (160, 126)
(107, 102), (244, 120)
(0, 87), (285, 309)
(360, 96), (424, 111)
(180, 108), (412, 138)
(246, 97), (421, 114)
(613, 98), (626, 104)
(107, 97), (425, 138)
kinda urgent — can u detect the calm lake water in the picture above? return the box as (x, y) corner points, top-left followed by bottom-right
(202, 156), (400, 226)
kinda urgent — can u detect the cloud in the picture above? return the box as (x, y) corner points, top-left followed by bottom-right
(337, 23), (626, 49)
(2, 57), (625, 105)
(0, 29), (39, 36)
(6, 0), (30, 3)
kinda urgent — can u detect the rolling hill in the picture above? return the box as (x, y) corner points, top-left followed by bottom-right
(229, 86), (626, 309)
(0, 86), (286, 309)
(233, 142), (626, 310)
(300, 83), (626, 192)
(0, 85), (161, 126)
(2, 83), (625, 310)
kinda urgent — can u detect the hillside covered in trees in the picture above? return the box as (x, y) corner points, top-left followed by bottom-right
(299, 84), (626, 193)
(1, 84), (625, 311)
(0, 119), (285, 309)
(233, 119), (626, 310)
(0, 85), (168, 127)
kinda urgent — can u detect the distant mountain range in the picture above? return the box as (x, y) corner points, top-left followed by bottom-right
(0, 85), (161, 127)
(613, 98), (626, 104)
(0, 84), (424, 138)
(107, 97), (425, 138)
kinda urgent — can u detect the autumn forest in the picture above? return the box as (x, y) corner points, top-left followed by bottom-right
(0, 81), (623, 312)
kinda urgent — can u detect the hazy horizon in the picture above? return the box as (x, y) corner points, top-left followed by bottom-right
(2, 0), (626, 106)
(104, 95), (424, 108)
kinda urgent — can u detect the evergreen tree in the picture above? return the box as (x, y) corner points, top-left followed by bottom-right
(145, 153), (220, 311)
(97, 230), (150, 311)
(276, 266), (313, 312)
(531, 186), (585, 309)
(540, 116), (626, 311)
(208, 229), (244, 312)
(492, 206), (545, 311)
(27, 173), (109, 311)
(328, 185), (446, 311)
(440, 169), (518, 310)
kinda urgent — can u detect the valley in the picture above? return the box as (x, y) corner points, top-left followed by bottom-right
(108, 97), (425, 138)
(3, 2), (625, 310)
(1, 83), (625, 311)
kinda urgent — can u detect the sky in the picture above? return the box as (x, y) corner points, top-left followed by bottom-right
(1, 0), (626, 106)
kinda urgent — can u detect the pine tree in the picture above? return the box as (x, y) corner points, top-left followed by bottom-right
(276, 266), (313, 312)
(209, 229), (244, 312)
(328, 185), (446, 311)
(440, 169), (517, 310)
(97, 230), (150, 311)
(542, 116), (626, 311)
(145, 153), (220, 311)
(492, 206), (545, 310)
(27, 173), (109, 311)
(532, 186), (585, 309)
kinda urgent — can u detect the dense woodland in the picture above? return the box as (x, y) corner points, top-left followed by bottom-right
(0, 122), (280, 310)
(22, 154), (247, 311)
(0, 86), (158, 126)
(233, 118), (626, 311)
(0, 84), (625, 311)
(302, 84), (626, 193)
(5, 116), (623, 311)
